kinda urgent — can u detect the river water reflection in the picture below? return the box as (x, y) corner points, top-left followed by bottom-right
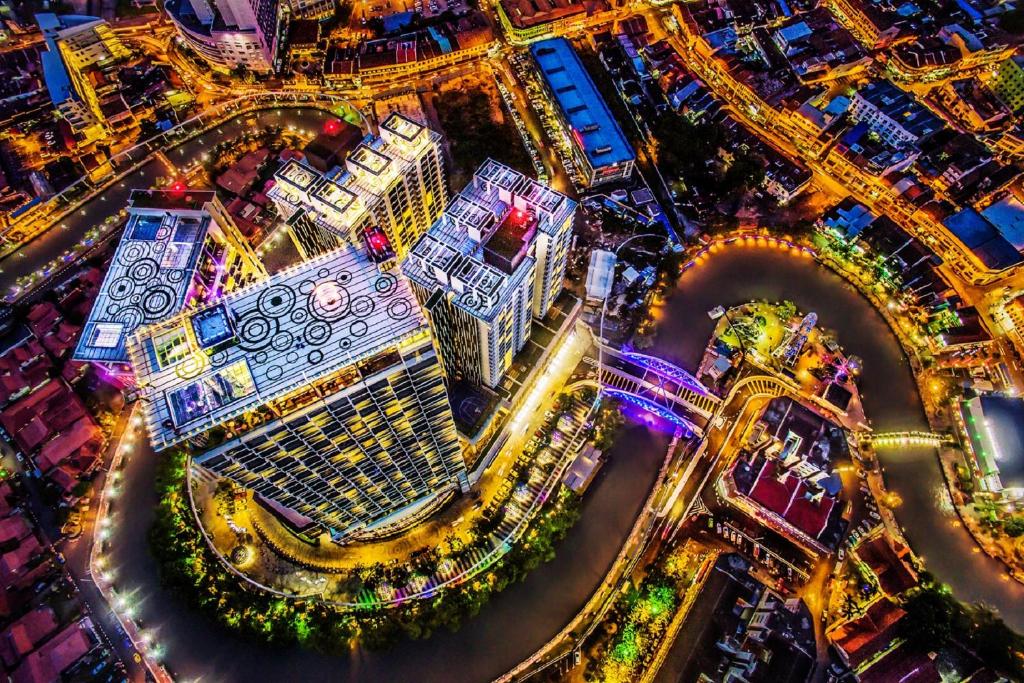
(651, 245), (1024, 630)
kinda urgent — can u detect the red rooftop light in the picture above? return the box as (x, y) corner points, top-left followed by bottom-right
(323, 119), (342, 136)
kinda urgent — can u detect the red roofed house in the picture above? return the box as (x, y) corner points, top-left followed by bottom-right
(0, 606), (59, 667)
(860, 642), (941, 683)
(0, 536), (43, 588)
(749, 459), (800, 514)
(785, 481), (836, 539)
(24, 303), (60, 339)
(747, 459), (837, 540)
(829, 597), (906, 671)
(11, 619), (94, 683)
(0, 515), (31, 546)
(0, 381), (89, 455)
(35, 418), (103, 474)
(856, 534), (919, 597)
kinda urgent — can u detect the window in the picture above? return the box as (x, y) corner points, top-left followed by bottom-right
(88, 322), (124, 348)
(153, 328), (190, 368)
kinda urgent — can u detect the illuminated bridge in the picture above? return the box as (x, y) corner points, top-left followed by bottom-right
(866, 431), (952, 449)
(591, 342), (722, 437)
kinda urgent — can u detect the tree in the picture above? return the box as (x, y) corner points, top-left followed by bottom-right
(901, 586), (957, 648)
(1003, 515), (1024, 537)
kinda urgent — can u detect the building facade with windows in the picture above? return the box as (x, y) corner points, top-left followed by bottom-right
(268, 113), (448, 260)
(128, 246), (466, 541)
(990, 54), (1024, 114)
(36, 13), (131, 143)
(402, 159), (576, 388)
(73, 189), (265, 382)
(165, 0), (287, 73)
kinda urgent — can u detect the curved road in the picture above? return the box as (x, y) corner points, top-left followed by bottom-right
(650, 245), (1024, 631)
(1, 107), (337, 285)
(11, 105), (1024, 677)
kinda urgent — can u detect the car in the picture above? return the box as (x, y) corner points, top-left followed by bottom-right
(61, 523), (82, 539)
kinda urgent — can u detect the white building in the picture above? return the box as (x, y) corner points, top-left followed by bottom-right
(268, 113), (448, 260)
(73, 189), (265, 382)
(166, 0), (286, 73)
(585, 249), (616, 302)
(402, 159), (576, 388)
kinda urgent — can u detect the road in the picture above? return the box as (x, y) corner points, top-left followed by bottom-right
(0, 107), (337, 288)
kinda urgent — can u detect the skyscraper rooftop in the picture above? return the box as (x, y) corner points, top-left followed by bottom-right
(402, 159), (575, 322)
(129, 245), (427, 450)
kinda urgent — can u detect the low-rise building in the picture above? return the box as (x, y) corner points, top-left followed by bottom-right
(531, 38), (635, 187)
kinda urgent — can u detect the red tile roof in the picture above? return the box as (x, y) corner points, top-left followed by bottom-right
(11, 620), (92, 683)
(749, 459), (799, 514)
(785, 482), (835, 539)
(0, 516), (31, 545)
(36, 418), (102, 474)
(0, 536), (42, 585)
(830, 597), (906, 669)
(856, 535), (918, 596)
(0, 606), (58, 666)
(860, 642), (941, 683)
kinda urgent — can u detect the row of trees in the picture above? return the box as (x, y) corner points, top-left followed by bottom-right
(149, 410), (591, 652)
(901, 576), (1024, 678)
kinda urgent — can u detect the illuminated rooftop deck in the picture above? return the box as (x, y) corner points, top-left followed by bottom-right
(402, 159), (575, 321)
(74, 190), (216, 366)
(129, 246), (427, 451)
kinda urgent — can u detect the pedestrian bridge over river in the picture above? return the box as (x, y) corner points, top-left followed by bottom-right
(589, 340), (722, 437)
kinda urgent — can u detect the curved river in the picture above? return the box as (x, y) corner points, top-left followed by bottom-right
(651, 245), (1024, 630)
(21, 107), (1024, 680)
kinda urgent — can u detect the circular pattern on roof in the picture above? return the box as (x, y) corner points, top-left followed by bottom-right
(318, 267), (331, 279)
(337, 270), (352, 285)
(299, 279), (315, 295)
(175, 352), (205, 380)
(265, 365), (283, 381)
(374, 273), (398, 296)
(236, 312), (278, 351)
(152, 241), (166, 254)
(119, 242), (148, 266)
(167, 269), (185, 284)
(141, 285), (177, 320)
(114, 306), (144, 333)
(155, 227), (170, 241)
(308, 281), (351, 321)
(108, 277), (134, 301)
(350, 320), (368, 338)
(130, 294), (142, 305)
(351, 296), (375, 318)
(286, 351), (299, 365)
(258, 284), (297, 318)
(303, 320), (331, 347)
(210, 350), (228, 367)
(105, 303), (120, 316)
(128, 258), (159, 283)
(462, 293), (479, 309)
(271, 331), (294, 352)
(338, 337), (352, 351)
(254, 351), (268, 364)
(307, 349), (324, 365)
(386, 298), (411, 321)
(290, 309), (308, 325)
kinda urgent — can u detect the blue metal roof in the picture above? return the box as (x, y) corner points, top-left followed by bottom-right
(40, 50), (73, 107)
(943, 207), (1024, 271)
(531, 38), (634, 171)
(857, 80), (942, 141)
